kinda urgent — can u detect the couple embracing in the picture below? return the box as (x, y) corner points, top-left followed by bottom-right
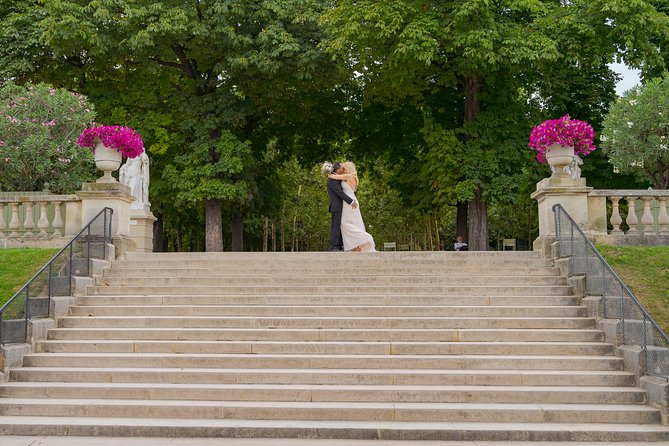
(326, 161), (376, 252)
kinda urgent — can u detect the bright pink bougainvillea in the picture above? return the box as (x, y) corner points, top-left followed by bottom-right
(529, 115), (596, 163)
(78, 125), (144, 158)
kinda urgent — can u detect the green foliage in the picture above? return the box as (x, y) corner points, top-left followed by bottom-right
(0, 82), (97, 193)
(2, 0), (668, 251)
(598, 244), (669, 334)
(0, 248), (59, 307)
(601, 73), (669, 188)
(163, 131), (255, 207)
(33, 0), (351, 250)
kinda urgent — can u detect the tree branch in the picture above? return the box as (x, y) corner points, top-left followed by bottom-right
(171, 44), (198, 79)
(151, 57), (186, 70)
(195, 0), (204, 21)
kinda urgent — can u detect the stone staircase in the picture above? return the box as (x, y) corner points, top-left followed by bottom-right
(1, 251), (669, 441)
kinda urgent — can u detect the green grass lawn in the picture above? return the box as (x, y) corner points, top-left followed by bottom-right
(0, 248), (60, 308)
(597, 245), (669, 334)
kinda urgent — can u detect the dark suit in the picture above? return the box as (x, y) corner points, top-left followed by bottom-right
(327, 177), (354, 251)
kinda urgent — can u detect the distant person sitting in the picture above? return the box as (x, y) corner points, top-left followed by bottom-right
(454, 235), (468, 251)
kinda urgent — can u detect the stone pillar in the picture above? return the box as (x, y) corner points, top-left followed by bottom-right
(129, 209), (157, 253)
(531, 176), (593, 255)
(77, 182), (135, 258)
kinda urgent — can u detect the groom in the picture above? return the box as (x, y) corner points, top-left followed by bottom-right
(327, 161), (357, 251)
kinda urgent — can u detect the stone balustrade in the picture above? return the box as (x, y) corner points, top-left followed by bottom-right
(0, 185), (155, 254)
(0, 193), (82, 248)
(588, 190), (669, 245)
(532, 174), (669, 252)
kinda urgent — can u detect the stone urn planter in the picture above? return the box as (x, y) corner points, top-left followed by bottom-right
(93, 138), (122, 183)
(545, 144), (574, 177)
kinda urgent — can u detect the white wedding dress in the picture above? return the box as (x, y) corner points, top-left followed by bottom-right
(341, 181), (376, 252)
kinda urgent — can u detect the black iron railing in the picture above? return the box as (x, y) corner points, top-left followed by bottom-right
(0, 207), (113, 345)
(553, 203), (669, 379)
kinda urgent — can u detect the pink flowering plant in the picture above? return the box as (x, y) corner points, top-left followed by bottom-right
(0, 82), (97, 193)
(529, 115), (596, 163)
(78, 125), (144, 158)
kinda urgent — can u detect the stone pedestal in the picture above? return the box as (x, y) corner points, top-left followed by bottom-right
(77, 182), (135, 258)
(130, 209), (156, 253)
(531, 176), (592, 255)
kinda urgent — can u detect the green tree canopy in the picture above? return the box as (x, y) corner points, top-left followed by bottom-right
(323, 0), (669, 249)
(601, 73), (669, 188)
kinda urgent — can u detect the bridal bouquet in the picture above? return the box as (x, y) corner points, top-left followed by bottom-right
(321, 161), (333, 175)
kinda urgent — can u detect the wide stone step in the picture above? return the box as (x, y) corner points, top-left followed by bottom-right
(75, 294), (582, 307)
(10, 367), (636, 387)
(0, 399), (659, 424)
(21, 353), (625, 371)
(84, 285), (574, 296)
(34, 340), (614, 356)
(68, 304), (587, 318)
(56, 316), (595, 330)
(103, 266), (562, 278)
(125, 251), (545, 260)
(94, 275), (568, 287)
(2, 417), (668, 441)
(46, 328), (605, 342)
(0, 383), (646, 404)
(113, 259), (555, 269)
(4, 249), (663, 442)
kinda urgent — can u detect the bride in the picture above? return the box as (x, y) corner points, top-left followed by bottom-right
(328, 162), (376, 252)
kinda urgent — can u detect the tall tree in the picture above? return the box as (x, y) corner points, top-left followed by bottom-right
(324, 0), (669, 250)
(32, 0), (347, 251)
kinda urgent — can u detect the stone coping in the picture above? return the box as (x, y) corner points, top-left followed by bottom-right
(589, 189), (669, 197)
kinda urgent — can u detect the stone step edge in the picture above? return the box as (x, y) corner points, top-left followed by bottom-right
(1, 417), (668, 441)
(0, 382), (644, 393)
(36, 340), (608, 346)
(12, 366), (634, 375)
(75, 294), (580, 298)
(24, 353), (621, 360)
(0, 398), (657, 411)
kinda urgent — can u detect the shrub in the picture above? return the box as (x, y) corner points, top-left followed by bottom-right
(0, 82), (97, 193)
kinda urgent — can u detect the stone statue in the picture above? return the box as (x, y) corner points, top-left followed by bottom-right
(120, 152), (150, 210)
(550, 155), (583, 179)
(566, 155), (583, 179)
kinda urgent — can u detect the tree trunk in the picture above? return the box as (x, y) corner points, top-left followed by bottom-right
(468, 186), (488, 251)
(280, 205), (286, 252)
(427, 216), (433, 250)
(462, 75), (488, 250)
(456, 202), (468, 243)
(152, 214), (164, 252)
(272, 218), (277, 252)
(205, 199), (223, 252)
(263, 216), (269, 252)
(231, 210), (243, 252)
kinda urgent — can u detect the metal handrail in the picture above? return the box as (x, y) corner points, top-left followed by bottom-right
(553, 203), (669, 379)
(0, 207), (113, 345)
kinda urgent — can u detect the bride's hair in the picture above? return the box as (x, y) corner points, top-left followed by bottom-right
(342, 162), (357, 176)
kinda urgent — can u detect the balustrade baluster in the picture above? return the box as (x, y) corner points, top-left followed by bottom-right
(0, 203), (6, 237)
(625, 197), (639, 234)
(8, 202), (20, 237)
(658, 197), (669, 234)
(52, 202), (64, 237)
(37, 202), (50, 237)
(23, 202), (36, 238)
(609, 196), (623, 234)
(641, 197), (655, 234)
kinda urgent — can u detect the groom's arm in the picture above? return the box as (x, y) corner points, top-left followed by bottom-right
(328, 179), (354, 205)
